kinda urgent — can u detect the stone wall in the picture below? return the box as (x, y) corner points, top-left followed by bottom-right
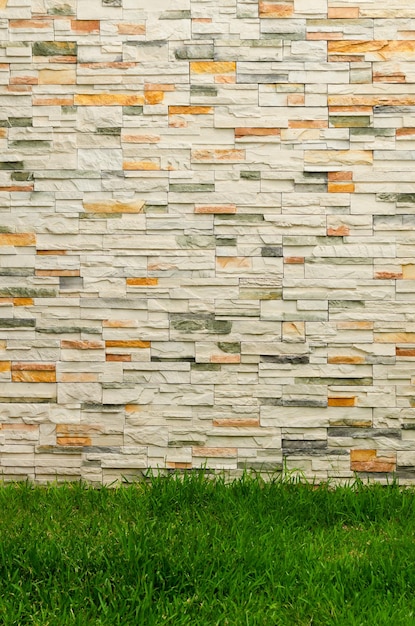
(1, 0), (415, 483)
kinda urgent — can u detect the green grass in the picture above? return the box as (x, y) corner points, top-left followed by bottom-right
(1, 473), (415, 625)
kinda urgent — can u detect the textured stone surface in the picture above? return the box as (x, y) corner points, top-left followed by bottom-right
(0, 0), (415, 484)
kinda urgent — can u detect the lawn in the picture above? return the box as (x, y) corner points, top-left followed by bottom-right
(1, 472), (415, 625)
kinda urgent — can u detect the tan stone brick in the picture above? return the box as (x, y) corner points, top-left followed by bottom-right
(117, 23), (145, 35)
(38, 69), (76, 85)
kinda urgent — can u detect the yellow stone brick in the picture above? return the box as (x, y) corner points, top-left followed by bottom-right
(74, 93), (145, 106)
(402, 264), (415, 279)
(190, 62), (236, 74)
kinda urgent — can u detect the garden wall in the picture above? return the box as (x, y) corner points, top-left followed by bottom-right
(1, 0), (415, 483)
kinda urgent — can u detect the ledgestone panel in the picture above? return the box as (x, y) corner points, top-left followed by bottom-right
(0, 0), (414, 483)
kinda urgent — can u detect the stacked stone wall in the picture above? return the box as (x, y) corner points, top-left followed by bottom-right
(1, 0), (415, 483)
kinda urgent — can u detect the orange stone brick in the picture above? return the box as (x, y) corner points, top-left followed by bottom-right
(0, 185), (34, 192)
(350, 449), (376, 462)
(328, 356), (365, 364)
(83, 200), (145, 213)
(167, 462), (193, 469)
(106, 354), (132, 362)
(12, 362), (55, 371)
(213, 418), (259, 427)
(126, 278), (159, 286)
(210, 354), (241, 363)
(328, 7), (359, 18)
(192, 149), (245, 162)
(0, 361), (11, 372)
(10, 19), (52, 28)
(122, 134), (160, 143)
(33, 96), (73, 106)
(0, 233), (35, 246)
(327, 225), (350, 236)
(328, 397), (356, 407)
(70, 20), (100, 33)
(103, 320), (137, 328)
(190, 62), (236, 74)
(117, 23), (145, 35)
(396, 127), (415, 137)
(13, 298), (34, 306)
(49, 56), (77, 64)
(214, 75), (236, 84)
(396, 348), (415, 357)
(192, 447), (237, 457)
(125, 404), (140, 413)
(144, 91), (164, 105)
(259, 2), (294, 18)
(375, 271), (403, 279)
(123, 161), (160, 171)
(284, 256), (305, 264)
(192, 18), (212, 23)
(10, 76), (37, 85)
(61, 340), (105, 350)
(37, 250), (67, 255)
(12, 370), (56, 382)
(350, 449), (396, 472)
(328, 183), (355, 193)
(235, 127), (280, 138)
(169, 106), (213, 115)
(105, 340), (150, 348)
(195, 204), (237, 214)
(57, 437), (92, 446)
(328, 171), (353, 181)
(145, 84), (175, 92)
(74, 93), (145, 106)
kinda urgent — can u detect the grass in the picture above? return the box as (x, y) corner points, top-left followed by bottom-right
(1, 472), (415, 625)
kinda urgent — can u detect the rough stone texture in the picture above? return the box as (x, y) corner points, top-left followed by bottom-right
(0, 0), (415, 484)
